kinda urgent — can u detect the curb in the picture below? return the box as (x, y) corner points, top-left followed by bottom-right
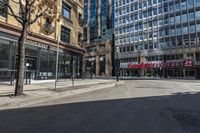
(0, 81), (125, 110)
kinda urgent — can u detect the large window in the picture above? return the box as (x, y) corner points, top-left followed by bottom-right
(61, 26), (70, 44)
(0, 0), (6, 17)
(62, 2), (71, 20)
(0, 40), (9, 68)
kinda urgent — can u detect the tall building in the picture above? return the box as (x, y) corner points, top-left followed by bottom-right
(84, 0), (114, 78)
(0, 0), (84, 80)
(114, 0), (200, 79)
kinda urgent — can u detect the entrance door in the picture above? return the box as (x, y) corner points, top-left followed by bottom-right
(25, 57), (37, 79)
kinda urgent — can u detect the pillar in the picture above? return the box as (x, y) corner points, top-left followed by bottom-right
(96, 45), (100, 76)
(105, 41), (112, 78)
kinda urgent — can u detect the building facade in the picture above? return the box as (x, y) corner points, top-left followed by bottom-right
(84, 0), (114, 77)
(114, 0), (200, 79)
(0, 0), (84, 80)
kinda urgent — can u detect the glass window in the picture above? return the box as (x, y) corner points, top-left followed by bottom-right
(181, 14), (187, 22)
(189, 12), (195, 20)
(196, 11), (200, 18)
(196, 0), (200, 5)
(189, 25), (196, 32)
(188, 0), (194, 7)
(175, 3), (180, 10)
(181, 2), (187, 9)
(0, 0), (6, 17)
(169, 5), (174, 12)
(62, 2), (71, 19)
(182, 26), (188, 34)
(175, 15), (181, 23)
(158, 7), (163, 14)
(176, 28), (182, 35)
(61, 26), (70, 43)
(196, 24), (200, 31)
(0, 40), (9, 68)
(148, 0), (152, 6)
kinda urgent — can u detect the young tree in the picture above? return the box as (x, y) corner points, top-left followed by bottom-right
(0, 0), (58, 96)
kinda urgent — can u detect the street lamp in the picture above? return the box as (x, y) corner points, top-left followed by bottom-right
(116, 47), (120, 82)
(55, 34), (60, 90)
(47, 46), (50, 78)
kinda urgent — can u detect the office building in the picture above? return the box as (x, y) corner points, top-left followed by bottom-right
(114, 0), (200, 79)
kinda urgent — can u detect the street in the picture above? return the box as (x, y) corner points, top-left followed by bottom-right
(0, 80), (200, 133)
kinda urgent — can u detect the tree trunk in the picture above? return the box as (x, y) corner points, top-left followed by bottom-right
(14, 24), (28, 96)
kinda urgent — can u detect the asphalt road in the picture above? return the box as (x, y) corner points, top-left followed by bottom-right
(0, 80), (200, 133)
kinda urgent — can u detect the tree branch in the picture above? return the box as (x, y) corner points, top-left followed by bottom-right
(29, 0), (57, 25)
(0, 0), (23, 24)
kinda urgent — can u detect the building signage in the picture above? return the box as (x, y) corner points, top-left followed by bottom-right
(122, 59), (193, 69)
(25, 39), (63, 52)
(183, 59), (193, 67)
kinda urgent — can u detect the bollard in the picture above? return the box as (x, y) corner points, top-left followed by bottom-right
(71, 75), (75, 86)
(29, 71), (31, 85)
(25, 71), (28, 85)
(10, 71), (14, 86)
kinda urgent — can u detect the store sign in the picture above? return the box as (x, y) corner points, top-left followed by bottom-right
(183, 59), (193, 67)
(125, 60), (193, 69)
(25, 39), (63, 52)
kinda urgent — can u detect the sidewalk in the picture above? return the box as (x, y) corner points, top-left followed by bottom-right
(0, 79), (124, 110)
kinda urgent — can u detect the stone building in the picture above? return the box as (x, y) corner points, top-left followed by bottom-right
(0, 0), (84, 79)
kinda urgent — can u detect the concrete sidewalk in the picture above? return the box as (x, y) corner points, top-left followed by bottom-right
(0, 79), (124, 110)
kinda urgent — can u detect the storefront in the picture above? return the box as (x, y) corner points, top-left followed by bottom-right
(120, 59), (198, 79)
(0, 36), (83, 80)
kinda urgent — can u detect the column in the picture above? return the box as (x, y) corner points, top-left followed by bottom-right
(183, 53), (187, 77)
(105, 41), (112, 78)
(96, 45), (100, 77)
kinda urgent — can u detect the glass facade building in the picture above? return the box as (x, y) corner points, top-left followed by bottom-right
(83, 0), (115, 77)
(84, 0), (114, 41)
(114, 0), (200, 78)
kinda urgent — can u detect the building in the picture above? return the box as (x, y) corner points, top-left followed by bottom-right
(0, 0), (84, 80)
(84, 0), (114, 78)
(114, 0), (200, 79)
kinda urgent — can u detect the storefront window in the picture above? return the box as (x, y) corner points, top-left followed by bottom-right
(0, 40), (9, 69)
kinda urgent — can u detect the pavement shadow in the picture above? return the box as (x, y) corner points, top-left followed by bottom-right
(0, 92), (200, 133)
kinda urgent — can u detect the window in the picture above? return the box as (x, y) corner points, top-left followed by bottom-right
(62, 2), (71, 20)
(182, 26), (188, 34)
(175, 15), (181, 23)
(0, 0), (6, 17)
(196, 0), (200, 5)
(188, 0), (194, 7)
(196, 24), (200, 31)
(189, 12), (195, 20)
(61, 26), (70, 43)
(181, 14), (187, 22)
(196, 11), (200, 18)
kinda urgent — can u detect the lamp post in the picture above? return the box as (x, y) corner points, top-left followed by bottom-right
(116, 47), (120, 82)
(55, 35), (60, 90)
(47, 46), (50, 78)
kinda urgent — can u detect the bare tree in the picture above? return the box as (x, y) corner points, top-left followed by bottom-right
(0, 0), (58, 96)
